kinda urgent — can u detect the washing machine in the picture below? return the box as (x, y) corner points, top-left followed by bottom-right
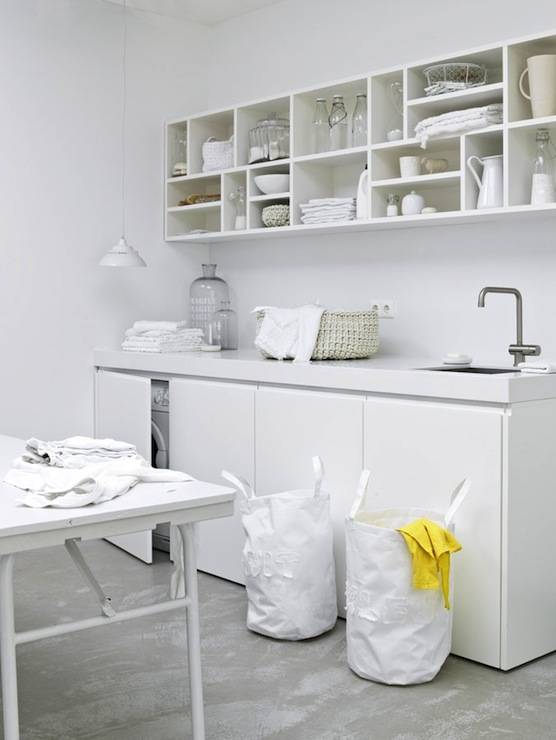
(151, 380), (171, 553)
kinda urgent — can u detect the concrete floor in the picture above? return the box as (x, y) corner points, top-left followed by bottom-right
(3, 541), (556, 740)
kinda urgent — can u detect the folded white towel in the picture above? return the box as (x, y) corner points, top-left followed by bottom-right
(24, 436), (137, 468)
(415, 104), (503, 147)
(253, 304), (324, 363)
(518, 360), (556, 374)
(132, 320), (188, 333)
(304, 198), (355, 206)
(5, 455), (193, 508)
(125, 327), (203, 338)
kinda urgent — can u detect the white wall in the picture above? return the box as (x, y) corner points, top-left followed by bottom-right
(207, 0), (556, 365)
(0, 0), (209, 438)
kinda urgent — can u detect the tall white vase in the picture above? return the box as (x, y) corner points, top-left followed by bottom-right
(466, 154), (503, 209)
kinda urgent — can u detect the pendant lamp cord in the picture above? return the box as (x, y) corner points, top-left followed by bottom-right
(121, 0), (127, 238)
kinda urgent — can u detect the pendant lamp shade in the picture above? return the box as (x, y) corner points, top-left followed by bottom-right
(99, 0), (146, 268)
(99, 237), (146, 268)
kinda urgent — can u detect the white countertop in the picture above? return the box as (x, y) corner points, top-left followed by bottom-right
(93, 348), (556, 404)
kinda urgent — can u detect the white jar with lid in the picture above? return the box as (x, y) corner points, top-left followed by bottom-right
(401, 190), (425, 216)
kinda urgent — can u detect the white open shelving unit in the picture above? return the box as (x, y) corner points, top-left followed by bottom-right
(165, 29), (556, 243)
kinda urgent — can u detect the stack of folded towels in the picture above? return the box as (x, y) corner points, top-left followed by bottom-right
(299, 197), (356, 224)
(415, 103), (503, 147)
(4, 436), (192, 508)
(122, 320), (203, 353)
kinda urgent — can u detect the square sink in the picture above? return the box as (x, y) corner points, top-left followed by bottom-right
(420, 366), (516, 374)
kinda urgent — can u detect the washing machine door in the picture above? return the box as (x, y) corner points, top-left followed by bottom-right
(151, 418), (169, 469)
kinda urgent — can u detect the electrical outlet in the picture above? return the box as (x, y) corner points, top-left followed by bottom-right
(371, 300), (396, 319)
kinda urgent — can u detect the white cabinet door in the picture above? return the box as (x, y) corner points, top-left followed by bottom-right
(169, 378), (255, 584)
(95, 369), (153, 563)
(364, 397), (503, 667)
(255, 387), (364, 612)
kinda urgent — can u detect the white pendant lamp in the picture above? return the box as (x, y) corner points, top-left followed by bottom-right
(100, 0), (146, 268)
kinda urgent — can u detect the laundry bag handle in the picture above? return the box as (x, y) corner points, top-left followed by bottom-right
(221, 470), (255, 500)
(312, 456), (325, 497)
(349, 469), (372, 519)
(445, 478), (471, 527)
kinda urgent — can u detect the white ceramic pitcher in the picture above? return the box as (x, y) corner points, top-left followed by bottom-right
(519, 55), (556, 119)
(466, 154), (503, 209)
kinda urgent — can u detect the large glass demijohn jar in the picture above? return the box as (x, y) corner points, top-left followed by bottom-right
(189, 264), (229, 339)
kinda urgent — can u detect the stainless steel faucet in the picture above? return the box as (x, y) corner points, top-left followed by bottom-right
(477, 287), (541, 366)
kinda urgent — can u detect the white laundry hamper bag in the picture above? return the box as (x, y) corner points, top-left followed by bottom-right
(222, 457), (337, 640)
(345, 471), (470, 685)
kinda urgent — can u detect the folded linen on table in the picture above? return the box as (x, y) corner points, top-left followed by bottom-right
(24, 436), (137, 468)
(124, 328), (203, 338)
(132, 320), (188, 333)
(4, 455), (192, 508)
(518, 360), (556, 374)
(415, 104), (503, 147)
(253, 304), (324, 363)
(122, 344), (201, 353)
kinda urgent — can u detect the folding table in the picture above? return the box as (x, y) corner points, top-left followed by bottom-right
(0, 435), (235, 740)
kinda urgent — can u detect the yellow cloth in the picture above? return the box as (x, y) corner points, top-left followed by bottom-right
(397, 518), (462, 609)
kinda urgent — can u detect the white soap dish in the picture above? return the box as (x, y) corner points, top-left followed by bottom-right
(442, 353), (472, 365)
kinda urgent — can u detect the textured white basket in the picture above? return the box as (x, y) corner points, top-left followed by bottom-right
(202, 136), (234, 172)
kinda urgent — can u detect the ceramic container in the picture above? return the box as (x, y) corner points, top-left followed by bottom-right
(262, 204), (290, 227)
(401, 190), (425, 215)
(254, 174), (290, 195)
(520, 55), (556, 118)
(399, 156), (421, 178)
(466, 154), (503, 209)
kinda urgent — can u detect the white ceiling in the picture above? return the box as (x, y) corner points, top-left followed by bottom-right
(107, 0), (285, 25)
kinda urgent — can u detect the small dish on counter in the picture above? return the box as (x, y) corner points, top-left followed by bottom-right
(254, 174), (290, 195)
(262, 204), (290, 227)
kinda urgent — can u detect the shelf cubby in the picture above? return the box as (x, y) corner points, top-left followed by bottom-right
(406, 46), (504, 101)
(461, 128), (504, 210)
(166, 174), (220, 209)
(249, 199), (290, 230)
(166, 120), (187, 179)
(236, 96), (291, 167)
(370, 68), (404, 145)
(166, 203), (221, 240)
(222, 170), (247, 232)
(292, 77), (368, 157)
(187, 109), (234, 175)
(292, 151), (366, 225)
(371, 178), (461, 219)
(508, 33), (556, 123)
(371, 138), (460, 182)
(508, 119), (556, 207)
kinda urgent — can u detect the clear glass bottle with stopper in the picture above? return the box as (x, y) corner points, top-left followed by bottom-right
(229, 185), (246, 230)
(312, 98), (330, 154)
(329, 95), (348, 150)
(531, 128), (556, 205)
(214, 301), (238, 350)
(189, 264), (229, 340)
(352, 94), (368, 147)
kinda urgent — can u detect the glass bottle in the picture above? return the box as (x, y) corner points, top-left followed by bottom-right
(386, 81), (404, 142)
(189, 264), (229, 340)
(214, 301), (238, 350)
(531, 128), (556, 205)
(352, 94), (368, 147)
(229, 185), (246, 230)
(386, 193), (400, 217)
(329, 95), (348, 151)
(312, 98), (330, 154)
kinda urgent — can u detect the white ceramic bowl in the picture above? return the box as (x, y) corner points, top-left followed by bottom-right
(254, 174), (290, 195)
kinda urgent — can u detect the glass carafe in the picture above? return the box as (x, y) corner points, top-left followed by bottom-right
(312, 98), (330, 154)
(531, 128), (556, 205)
(248, 113), (290, 163)
(214, 301), (238, 350)
(329, 95), (348, 150)
(352, 94), (367, 147)
(189, 264), (229, 339)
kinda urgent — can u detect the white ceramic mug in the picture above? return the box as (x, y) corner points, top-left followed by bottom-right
(519, 55), (556, 118)
(399, 156), (421, 178)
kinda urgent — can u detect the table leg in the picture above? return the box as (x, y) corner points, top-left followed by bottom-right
(0, 554), (19, 740)
(178, 523), (205, 740)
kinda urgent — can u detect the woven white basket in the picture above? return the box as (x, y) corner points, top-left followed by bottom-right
(202, 136), (234, 172)
(256, 310), (379, 361)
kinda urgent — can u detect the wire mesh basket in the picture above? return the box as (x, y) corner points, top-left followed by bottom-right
(423, 62), (487, 96)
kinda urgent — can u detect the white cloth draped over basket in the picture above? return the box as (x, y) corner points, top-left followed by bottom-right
(345, 471), (470, 685)
(222, 457), (337, 640)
